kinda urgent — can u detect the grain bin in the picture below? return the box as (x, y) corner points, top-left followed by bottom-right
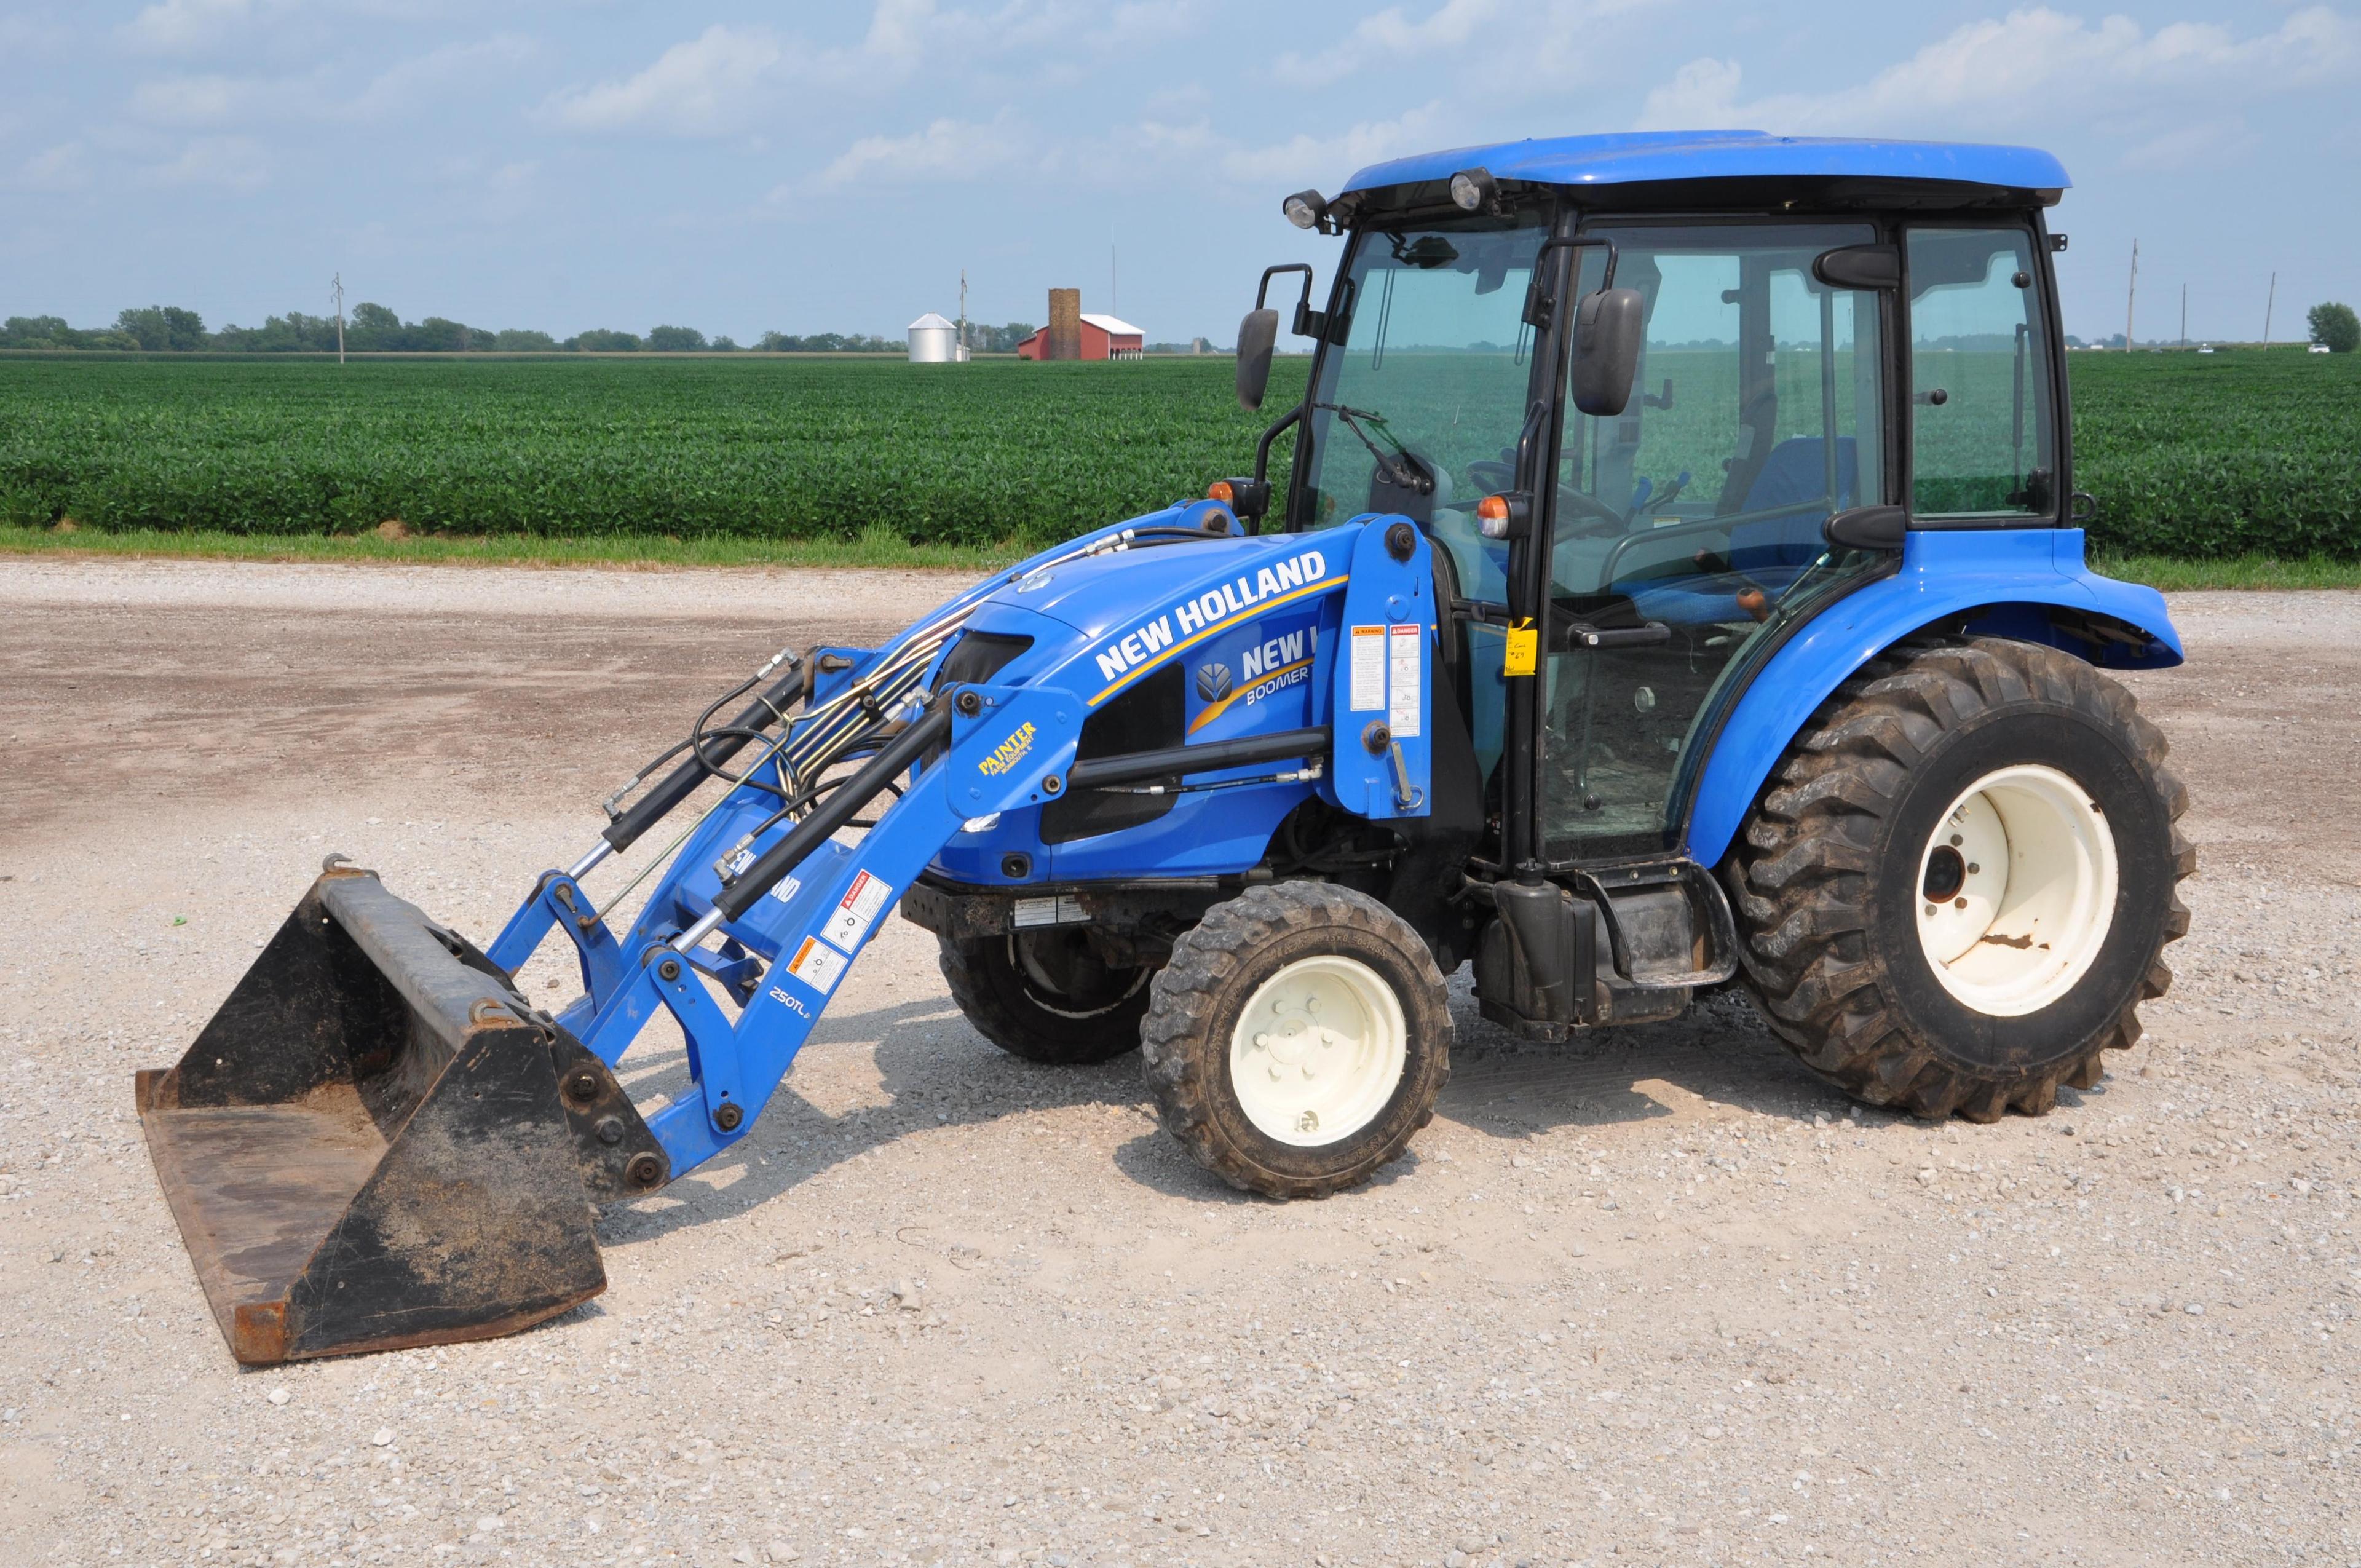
(907, 313), (958, 363)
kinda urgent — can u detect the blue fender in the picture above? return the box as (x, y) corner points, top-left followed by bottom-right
(1683, 528), (2181, 868)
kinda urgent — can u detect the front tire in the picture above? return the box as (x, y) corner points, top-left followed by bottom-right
(938, 930), (1152, 1066)
(1141, 882), (1451, 1199)
(1728, 637), (2193, 1121)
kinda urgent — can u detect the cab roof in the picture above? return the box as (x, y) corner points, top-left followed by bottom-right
(1340, 131), (2070, 210)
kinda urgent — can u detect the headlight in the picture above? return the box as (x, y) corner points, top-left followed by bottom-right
(1449, 168), (1496, 212)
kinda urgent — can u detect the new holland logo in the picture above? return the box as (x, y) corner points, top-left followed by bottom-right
(1195, 662), (1233, 702)
(977, 720), (1037, 777)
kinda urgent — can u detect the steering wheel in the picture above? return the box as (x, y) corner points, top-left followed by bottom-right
(1463, 460), (1629, 539)
(1554, 483), (1630, 539)
(1465, 458), (1516, 496)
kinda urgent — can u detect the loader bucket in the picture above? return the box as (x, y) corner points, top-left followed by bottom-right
(135, 863), (667, 1366)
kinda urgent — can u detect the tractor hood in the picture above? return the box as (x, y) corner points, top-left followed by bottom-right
(976, 518), (1348, 703)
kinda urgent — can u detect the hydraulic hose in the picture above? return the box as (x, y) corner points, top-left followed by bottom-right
(709, 698), (954, 924)
(603, 662), (807, 853)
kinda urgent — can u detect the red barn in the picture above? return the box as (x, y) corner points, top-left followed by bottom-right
(1018, 313), (1144, 361)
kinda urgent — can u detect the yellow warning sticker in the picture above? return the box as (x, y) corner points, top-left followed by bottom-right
(1503, 618), (1538, 677)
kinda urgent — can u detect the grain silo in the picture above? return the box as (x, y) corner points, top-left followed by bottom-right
(907, 312), (957, 363)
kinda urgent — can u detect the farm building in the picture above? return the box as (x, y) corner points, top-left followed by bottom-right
(1016, 307), (1145, 362)
(906, 312), (959, 363)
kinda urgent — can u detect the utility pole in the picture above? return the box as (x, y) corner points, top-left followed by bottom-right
(957, 269), (968, 360)
(331, 272), (346, 365)
(2263, 271), (2277, 349)
(2180, 283), (2186, 348)
(2124, 239), (2138, 350)
(1110, 237), (1118, 318)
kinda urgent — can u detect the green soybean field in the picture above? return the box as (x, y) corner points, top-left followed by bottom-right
(0, 350), (2353, 559)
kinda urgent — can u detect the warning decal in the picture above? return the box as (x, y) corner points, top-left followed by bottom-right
(1386, 623), (1421, 740)
(1348, 624), (1386, 711)
(786, 936), (847, 995)
(821, 869), (893, 955)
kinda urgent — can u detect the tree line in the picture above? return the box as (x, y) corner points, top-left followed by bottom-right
(0, 305), (1044, 355)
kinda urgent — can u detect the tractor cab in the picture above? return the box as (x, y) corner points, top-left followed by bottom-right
(1238, 133), (2075, 872)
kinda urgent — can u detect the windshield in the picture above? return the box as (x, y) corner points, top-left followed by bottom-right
(1291, 212), (1551, 602)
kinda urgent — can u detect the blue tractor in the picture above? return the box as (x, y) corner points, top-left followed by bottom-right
(138, 132), (2191, 1364)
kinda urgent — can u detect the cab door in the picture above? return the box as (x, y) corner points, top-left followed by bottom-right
(1533, 220), (1897, 862)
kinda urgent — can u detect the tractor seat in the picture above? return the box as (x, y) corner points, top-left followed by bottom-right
(1618, 439), (1859, 626)
(1727, 436), (1857, 584)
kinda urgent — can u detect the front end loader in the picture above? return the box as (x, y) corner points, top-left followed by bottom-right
(143, 130), (2194, 1365)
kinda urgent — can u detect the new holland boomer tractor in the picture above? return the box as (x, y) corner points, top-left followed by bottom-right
(140, 132), (2193, 1364)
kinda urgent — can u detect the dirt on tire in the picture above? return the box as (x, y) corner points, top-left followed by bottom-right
(1728, 636), (2194, 1120)
(1141, 880), (1452, 1198)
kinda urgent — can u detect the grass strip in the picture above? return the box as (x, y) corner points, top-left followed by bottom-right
(2087, 553), (2361, 592)
(0, 524), (1013, 572)
(4, 525), (2356, 592)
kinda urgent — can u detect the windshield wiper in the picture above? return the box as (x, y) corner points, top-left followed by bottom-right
(1312, 402), (1433, 496)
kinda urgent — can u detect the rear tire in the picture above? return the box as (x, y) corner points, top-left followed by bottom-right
(1141, 882), (1451, 1199)
(938, 930), (1151, 1066)
(1727, 637), (2193, 1121)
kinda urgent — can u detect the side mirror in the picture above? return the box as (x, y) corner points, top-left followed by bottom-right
(1823, 504), (1907, 551)
(1569, 287), (1642, 418)
(1236, 309), (1279, 411)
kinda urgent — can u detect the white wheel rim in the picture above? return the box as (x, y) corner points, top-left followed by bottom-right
(1914, 764), (2119, 1017)
(1228, 955), (1408, 1147)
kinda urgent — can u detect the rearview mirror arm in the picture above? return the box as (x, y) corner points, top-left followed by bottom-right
(1521, 236), (1620, 331)
(1257, 264), (1326, 338)
(1251, 402), (1304, 494)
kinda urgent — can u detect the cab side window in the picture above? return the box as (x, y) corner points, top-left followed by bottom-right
(1907, 228), (2056, 518)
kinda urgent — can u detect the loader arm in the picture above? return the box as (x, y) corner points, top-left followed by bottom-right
(571, 678), (1088, 1176)
(136, 508), (1445, 1363)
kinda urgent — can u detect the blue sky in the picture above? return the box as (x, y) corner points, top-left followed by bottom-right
(4, 1), (2355, 344)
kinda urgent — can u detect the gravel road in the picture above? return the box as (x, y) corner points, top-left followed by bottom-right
(1, 558), (2356, 1568)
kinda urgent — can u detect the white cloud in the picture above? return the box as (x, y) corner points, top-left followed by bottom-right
(1637, 6), (2361, 135)
(349, 34), (535, 119)
(120, 0), (281, 54)
(17, 142), (90, 192)
(862, 0), (938, 63)
(1274, 0), (1498, 89)
(542, 24), (786, 136)
(129, 74), (254, 127)
(145, 134), (269, 189)
(540, 1), (1202, 140)
(1632, 57), (1743, 130)
(1221, 101), (1449, 188)
(125, 37), (533, 131)
(817, 113), (1028, 188)
(2121, 116), (2261, 172)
